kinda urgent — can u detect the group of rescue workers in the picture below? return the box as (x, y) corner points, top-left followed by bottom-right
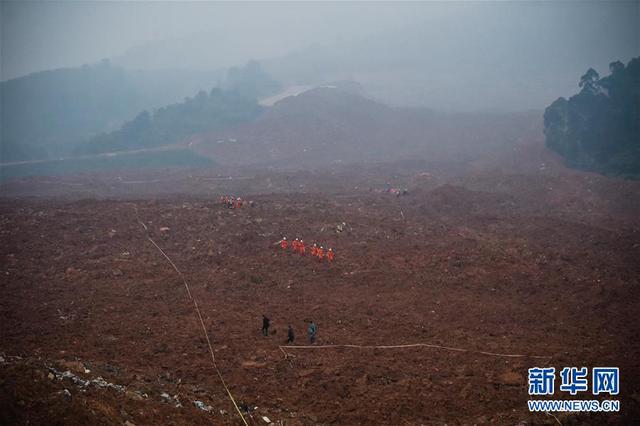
(219, 195), (250, 209)
(262, 315), (317, 344)
(279, 237), (335, 262)
(217, 194), (327, 344)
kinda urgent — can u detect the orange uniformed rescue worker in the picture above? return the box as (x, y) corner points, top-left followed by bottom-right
(280, 237), (288, 250)
(316, 246), (324, 261)
(299, 240), (306, 256)
(326, 248), (335, 262)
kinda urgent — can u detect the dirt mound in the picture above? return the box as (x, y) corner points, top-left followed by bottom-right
(190, 88), (542, 170)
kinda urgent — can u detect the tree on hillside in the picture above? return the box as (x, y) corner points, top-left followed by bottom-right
(578, 68), (601, 94)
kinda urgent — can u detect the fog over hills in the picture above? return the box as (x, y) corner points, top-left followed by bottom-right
(3, 2), (637, 112)
(263, 2), (639, 111)
(92, 2), (640, 111)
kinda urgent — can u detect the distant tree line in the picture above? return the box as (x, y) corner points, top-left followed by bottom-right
(544, 57), (640, 178)
(80, 89), (262, 154)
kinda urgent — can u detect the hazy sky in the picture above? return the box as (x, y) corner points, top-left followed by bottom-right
(1, 1), (463, 80)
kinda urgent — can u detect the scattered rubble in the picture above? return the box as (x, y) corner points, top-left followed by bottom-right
(160, 392), (182, 408)
(193, 400), (213, 412)
(46, 365), (126, 393)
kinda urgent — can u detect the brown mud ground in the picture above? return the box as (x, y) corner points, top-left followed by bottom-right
(1, 167), (640, 425)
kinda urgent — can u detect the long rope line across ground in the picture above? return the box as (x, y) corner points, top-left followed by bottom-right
(135, 215), (248, 426)
(280, 343), (552, 360)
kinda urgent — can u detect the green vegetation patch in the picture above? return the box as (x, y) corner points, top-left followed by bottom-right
(544, 57), (640, 179)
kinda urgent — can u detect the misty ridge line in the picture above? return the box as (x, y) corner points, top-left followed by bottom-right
(2, 57), (637, 180)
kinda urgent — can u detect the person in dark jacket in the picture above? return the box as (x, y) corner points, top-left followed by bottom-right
(287, 324), (295, 344)
(262, 315), (270, 336)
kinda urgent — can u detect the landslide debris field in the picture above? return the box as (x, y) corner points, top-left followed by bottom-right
(1, 167), (640, 425)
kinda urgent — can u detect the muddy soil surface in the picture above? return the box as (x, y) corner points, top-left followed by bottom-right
(1, 170), (639, 425)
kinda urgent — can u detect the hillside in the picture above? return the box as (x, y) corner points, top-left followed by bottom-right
(1, 85), (553, 181)
(0, 61), (225, 162)
(79, 89), (262, 155)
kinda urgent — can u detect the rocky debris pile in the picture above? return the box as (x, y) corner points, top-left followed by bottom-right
(47, 365), (125, 393)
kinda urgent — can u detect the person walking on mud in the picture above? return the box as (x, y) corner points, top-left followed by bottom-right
(262, 315), (271, 336)
(308, 320), (317, 344)
(287, 324), (295, 344)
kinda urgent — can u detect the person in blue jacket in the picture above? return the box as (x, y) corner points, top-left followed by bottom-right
(308, 320), (317, 344)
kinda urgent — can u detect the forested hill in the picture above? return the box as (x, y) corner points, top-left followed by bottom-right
(0, 61), (224, 162)
(79, 89), (262, 155)
(544, 57), (640, 178)
(0, 60), (280, 163)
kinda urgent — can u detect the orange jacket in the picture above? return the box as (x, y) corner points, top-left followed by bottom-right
(299, 242), (306, 256)
(280, 239), (288, 250)
(316, 247), (324, 259)
(327, 249), (335, 262)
